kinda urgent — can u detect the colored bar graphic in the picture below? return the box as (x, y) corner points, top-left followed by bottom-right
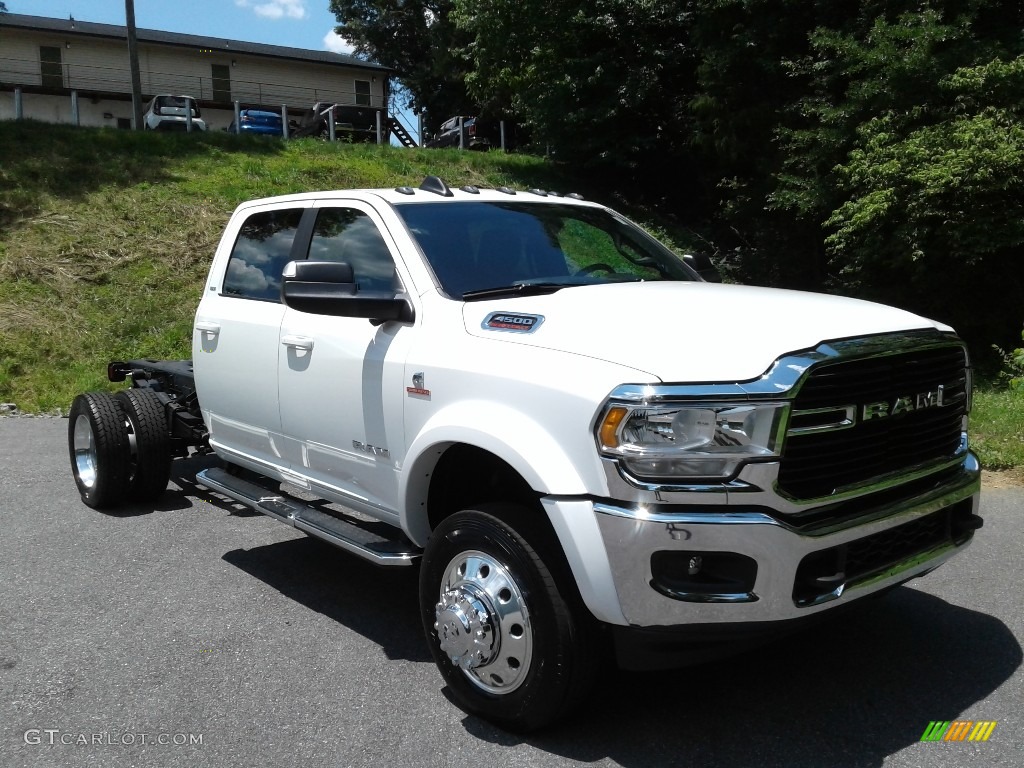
(920, 720), (997, 742)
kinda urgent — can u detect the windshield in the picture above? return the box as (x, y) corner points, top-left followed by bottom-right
(156, 96), (200, 116)
(395, 201), (697, 299)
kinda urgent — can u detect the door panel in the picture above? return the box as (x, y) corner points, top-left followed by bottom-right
(277, 201), (413, 513)
(193, 205), (308, 468)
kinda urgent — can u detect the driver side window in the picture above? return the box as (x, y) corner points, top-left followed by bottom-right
(307, 207), (399, 293)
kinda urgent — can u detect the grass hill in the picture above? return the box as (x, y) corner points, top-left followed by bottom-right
(0, 120), (688, 412)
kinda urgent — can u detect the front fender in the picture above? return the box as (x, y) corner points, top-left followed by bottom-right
(400, 400), (596, 545)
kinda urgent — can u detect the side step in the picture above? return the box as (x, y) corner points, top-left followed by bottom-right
(196, 467), (420, 566)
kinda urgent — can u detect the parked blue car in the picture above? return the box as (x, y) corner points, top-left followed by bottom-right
(229, 109), (284, 137)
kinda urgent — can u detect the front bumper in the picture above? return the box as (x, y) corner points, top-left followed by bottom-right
(577, 452), (980, 629)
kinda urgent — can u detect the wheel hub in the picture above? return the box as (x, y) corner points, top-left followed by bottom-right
(434, 550), (533, 694)
(435, 587), (496, 670)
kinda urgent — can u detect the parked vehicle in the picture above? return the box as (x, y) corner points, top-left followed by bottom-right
(425, 116), (525, 151)
(143, 94), (206, 132)
(68, 175), (983, 732)
(425, 116), (491, 150)
(229, 109), (283, 137)
(290, 102), (382, 142)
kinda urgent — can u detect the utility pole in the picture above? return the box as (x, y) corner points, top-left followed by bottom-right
(125, 0), (144, 129)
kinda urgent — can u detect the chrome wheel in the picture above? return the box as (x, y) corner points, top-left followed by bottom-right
(420, 507), (601, 731)
(435, 549), (533, 694)
(72, 413), (98, 490)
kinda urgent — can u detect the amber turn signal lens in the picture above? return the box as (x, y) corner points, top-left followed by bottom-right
(599, 406), (628, 449)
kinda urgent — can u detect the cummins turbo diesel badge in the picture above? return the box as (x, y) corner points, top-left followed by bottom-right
(482, 312), (545, 333)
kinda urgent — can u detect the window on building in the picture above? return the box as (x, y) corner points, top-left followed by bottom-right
(212, 64), (231, 103)
(354, 80), (371, 107)
(40, 46), (63, 89)
(223, 209), (305, 301)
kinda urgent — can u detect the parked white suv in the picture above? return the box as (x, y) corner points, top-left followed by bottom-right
(143, 94), (206, 132)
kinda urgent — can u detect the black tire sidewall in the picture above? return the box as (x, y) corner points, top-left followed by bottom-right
(67, 392), (131, 509)
(420, 507), (586, 731)
(115, 388), (171, 501)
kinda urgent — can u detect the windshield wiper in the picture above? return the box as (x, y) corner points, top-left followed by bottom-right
(461, 282), (569, 301)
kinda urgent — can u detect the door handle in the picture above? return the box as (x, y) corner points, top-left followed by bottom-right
(195, 320), (220, 334)
(281, 335), (314, 351)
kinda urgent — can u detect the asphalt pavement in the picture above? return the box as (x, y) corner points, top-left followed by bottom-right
(1, 416), (1021, 768)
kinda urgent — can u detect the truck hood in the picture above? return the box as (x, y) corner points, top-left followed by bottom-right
(462, 282), (950, 383)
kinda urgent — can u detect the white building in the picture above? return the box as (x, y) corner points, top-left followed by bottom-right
(0, 13), (396, 134)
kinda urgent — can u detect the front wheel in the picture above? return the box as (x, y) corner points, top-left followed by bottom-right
(420, 506), (600, 731)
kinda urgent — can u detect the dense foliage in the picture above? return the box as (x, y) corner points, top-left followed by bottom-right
(326, 1), (473, 130)
(331, 0), (1024, 361)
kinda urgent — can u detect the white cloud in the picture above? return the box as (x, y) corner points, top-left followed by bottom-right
(323, 30), (356, 56)
(235, 0), (308, 21)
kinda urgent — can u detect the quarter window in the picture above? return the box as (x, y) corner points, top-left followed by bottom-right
(223, 208), (304, 301)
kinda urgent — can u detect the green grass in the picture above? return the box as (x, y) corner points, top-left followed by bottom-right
(971, 385), (1024, 474)
(1, 120), (1021, 474)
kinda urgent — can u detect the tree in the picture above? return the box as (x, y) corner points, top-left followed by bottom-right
(454, 0), (698, 172)
(687, 0), (1024, 353)
(327, 1), (473, 132)
(824, 57), (1024, 351)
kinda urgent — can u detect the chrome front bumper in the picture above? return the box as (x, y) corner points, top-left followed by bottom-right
(590, 453), (981, 627)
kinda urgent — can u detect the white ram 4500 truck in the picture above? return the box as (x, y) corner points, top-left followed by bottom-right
(68, 176), (982, 731)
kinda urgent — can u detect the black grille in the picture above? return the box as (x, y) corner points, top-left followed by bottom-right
(778, 345), (968, 499)
(792, 499), (978, 606)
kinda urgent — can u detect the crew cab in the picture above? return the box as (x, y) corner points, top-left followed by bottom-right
(67, 176), (983, 731)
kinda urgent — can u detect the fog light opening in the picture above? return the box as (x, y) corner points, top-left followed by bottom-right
(650, 550), (758, 603)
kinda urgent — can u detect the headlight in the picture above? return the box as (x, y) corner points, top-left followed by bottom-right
(596, 402), (788, 480)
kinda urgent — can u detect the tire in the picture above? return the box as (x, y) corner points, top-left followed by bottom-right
(420, 505), (600, 731)
(68, 392), (131, 509)
(115, 388), (172, 502)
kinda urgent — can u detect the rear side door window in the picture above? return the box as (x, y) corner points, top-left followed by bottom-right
(223, 208), (305, 301)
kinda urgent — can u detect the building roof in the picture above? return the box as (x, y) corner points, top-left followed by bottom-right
(0, 13), (389, 73)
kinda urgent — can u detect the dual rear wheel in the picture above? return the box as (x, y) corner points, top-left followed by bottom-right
(68, 389), (171, 509)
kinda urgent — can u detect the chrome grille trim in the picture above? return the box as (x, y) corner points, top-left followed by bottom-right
(778, 343), (969, 500)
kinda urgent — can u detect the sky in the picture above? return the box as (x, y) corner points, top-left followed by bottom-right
(7, 1), (356, 55)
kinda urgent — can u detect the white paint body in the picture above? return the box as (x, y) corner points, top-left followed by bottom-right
(191, 187), (970, 629)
